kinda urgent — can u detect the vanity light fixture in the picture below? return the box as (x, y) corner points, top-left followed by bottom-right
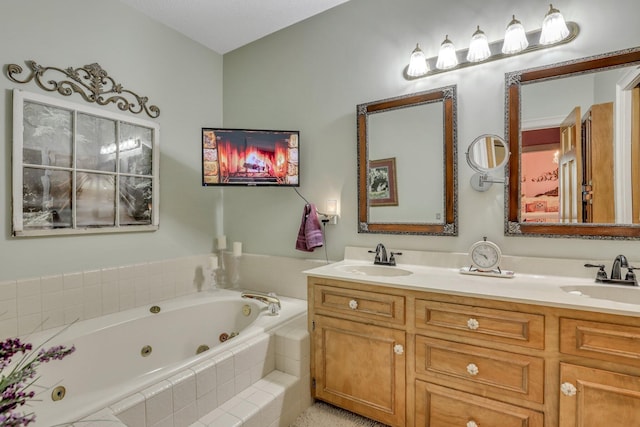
(436, 35), (458, 70)
(467, 26), (491, 63)
(403, 4), (578, 80)
(539, 4), (570, 45)
(407, 44), (429, 77)
(502, 15), (529, 54)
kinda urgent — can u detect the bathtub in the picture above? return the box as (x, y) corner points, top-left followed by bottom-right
(25, 289), (307, 426)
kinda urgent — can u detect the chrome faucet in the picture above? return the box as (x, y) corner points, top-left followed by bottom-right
(584, 254), (638, 286)
(241, 291), (281, 315)
(368, 243), (402, 266)
(374, 243), (388, 264)
(611, 254), (628, 280)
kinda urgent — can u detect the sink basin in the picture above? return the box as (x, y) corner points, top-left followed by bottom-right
(337, 265), (413, 277)
(561, 285), (640, 305)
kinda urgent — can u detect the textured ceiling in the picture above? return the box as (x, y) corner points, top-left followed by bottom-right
(119, 0), (351, 54)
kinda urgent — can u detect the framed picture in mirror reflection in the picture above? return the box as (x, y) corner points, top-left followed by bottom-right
(368, 157), (398, 206)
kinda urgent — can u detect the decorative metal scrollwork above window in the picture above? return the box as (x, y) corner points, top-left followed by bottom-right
(6, 61), (160, 118)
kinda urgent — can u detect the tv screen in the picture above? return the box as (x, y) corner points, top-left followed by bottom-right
(202, 128), (299, 187)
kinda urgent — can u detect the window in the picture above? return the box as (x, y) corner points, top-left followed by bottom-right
(12, 89), (159, 236)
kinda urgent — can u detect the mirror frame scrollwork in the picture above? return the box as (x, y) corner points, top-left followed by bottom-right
(505, 47), (640, 239)
(357, 85), (457, 235)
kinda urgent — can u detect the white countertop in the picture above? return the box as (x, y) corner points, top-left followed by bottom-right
(304, 259), (640, 317)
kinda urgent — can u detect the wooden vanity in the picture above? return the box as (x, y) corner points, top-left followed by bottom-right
(307, 274), (640, 427)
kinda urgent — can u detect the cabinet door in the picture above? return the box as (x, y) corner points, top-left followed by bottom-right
(560, 363), (640, 427)
(313, 314), (406, 427)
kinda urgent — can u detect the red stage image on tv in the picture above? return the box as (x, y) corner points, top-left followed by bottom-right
(202, 128), (299, 186)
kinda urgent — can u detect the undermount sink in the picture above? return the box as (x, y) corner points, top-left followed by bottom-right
(561, 285), (640, 305)
(337, 264), (413, 277)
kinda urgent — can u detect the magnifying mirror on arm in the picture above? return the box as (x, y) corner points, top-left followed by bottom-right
(466, 134), (510, 192)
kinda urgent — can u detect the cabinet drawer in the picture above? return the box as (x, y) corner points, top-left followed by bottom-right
(415, 336), (544, 403)
(416, 381), (544, 427)
(313, 285), (405, 326)
(560, 317), (640, 365)
(415, 299), (544, 349)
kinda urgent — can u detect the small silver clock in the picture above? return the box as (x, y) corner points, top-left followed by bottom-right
(469, 237), (502, 272)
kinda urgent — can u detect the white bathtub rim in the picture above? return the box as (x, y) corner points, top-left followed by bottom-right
(22, 288), (286, 346)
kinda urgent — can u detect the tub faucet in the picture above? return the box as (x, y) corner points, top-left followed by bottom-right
(241, 291), (281, 315)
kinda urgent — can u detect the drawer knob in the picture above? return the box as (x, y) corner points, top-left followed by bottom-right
(466, 363), (479, 376)
(561, 382), (577, 396)
(467, 318), (479, 330)
(467, 421), (478, 427)
(394, 344), (404, 355)
(348, 299), (358, 310)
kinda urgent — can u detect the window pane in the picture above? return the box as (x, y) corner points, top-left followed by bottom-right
(76, 172), (115, 227)
(77, 113), (116, 172)
(119, 176), (152, 225)
(23, 101), (72, 168)
(23, 168), (72, 229)
(120, 123), (153, 176)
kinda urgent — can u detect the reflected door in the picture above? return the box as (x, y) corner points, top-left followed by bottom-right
(559, 107), (582, 223)
(581, 103), (614, 223)
(632, 85), (640, 223)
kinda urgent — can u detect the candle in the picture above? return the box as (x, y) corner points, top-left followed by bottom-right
(208, 255), (217, 269)
(217, 235), (227, 250)
(233, 242), (242, 257)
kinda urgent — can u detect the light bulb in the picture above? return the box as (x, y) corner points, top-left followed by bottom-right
(502, 15), (529, 55)
(436, 35), (458, 70)
(467, 26), (491, 63)
(540, 4), (570, 45)
(407, 43), (429, 77)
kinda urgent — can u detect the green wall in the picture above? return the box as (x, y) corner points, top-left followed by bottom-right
(0, 0), (224, 280)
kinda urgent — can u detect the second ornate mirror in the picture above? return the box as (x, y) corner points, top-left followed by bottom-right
(357, 86), (457, 235)
(506, 47), (640, 238)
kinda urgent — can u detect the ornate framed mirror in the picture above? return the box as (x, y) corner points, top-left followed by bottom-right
(357, 86), (457, 235)
(505, 47), (640, 238)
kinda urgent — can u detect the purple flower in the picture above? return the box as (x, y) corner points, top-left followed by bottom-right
(0, 335), (75, 426)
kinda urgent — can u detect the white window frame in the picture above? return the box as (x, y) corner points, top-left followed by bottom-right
(12, 89), (160, 236)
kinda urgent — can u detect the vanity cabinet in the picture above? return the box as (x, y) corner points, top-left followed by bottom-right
(413, 297), (546, 426)
(558, 317), (640, 427)
(308, 276), (640, 427)
(309, 280), (407, 426)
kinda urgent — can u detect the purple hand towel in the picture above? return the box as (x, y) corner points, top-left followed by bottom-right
(295, 203), (324, 252)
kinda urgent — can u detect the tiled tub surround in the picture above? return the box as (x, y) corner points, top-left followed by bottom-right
(0, 253), (323, 339)
(26, 290), (309, 426)
(0, 254), (217, 339)
(93, 317), (310, 427)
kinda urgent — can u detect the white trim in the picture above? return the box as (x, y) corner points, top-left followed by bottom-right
(614, 66), (640, 224)
(12, 89), (160, 236)
(12, 90), (25, 233)
(521, 115), (565, 131)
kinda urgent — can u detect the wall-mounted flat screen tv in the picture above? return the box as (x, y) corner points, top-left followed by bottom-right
(202, 128), (299, 187)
